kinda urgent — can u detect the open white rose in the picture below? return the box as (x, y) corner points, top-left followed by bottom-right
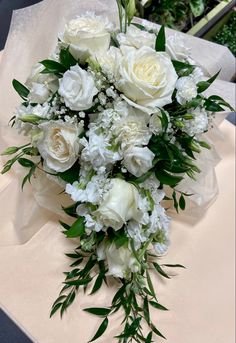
(96, 178), (140, 230)
(58, 65), (98, 111)
(176, 76), (198, 105)
(26, 63), (58, 104)
(123, 146), (155, 177)
(97, 242), (139, 278)
(37, 121), (83, 172)
(166, 34), (190, 62)
(61, 12), (113, 61)
(117, 25), (155, 49)
(116, 46), (178, 114)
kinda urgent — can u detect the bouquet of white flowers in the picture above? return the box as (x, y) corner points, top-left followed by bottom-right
(1, 1), (233, 342)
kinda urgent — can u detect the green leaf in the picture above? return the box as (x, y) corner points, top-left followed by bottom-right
(90, 273), (104, 295)
(50, 302), (63, 317)
(197, 70), (220, 93)
(59, 48), (77, 69)
(64, 277), (92, 286)
(146, 270), (157, 300)
(18, 158), (35, 168)
(89, 317), (109, 342)
(65, 217), (85, 238)
(208, 95), (234, 111)
(155, 169), (183, 187)
(40, 59), (67, 74)
(172, 60), (195, 77)
(1, 146), (19, 155)
(164, 264), (186, 268)
(146, 332), (153, 343)
(62, 203), (79, 218)
(57, 163), (80, 183)
(172, 190), (179, 213)
(143, 296), (150, 325)
(149, 301), (168, 311)
(151, 324), (166, 340)
(12, 79), (29, 100)
(131, 23), (146, 31)
(204, 99), (224, 112)
(59, 220), (71, 231)
(179, 194), (186, 210)
(155, 25), (165, 52)
(84, 307), (111, 317)
(153, 262), (170, 279)
(159, 109), (169, 132)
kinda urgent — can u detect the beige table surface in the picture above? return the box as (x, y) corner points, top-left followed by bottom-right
(0, 53), (235, 343)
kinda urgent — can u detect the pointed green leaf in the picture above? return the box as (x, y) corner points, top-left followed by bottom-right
(50, 302), (63, 317)
(83, 307), (111, 317)
(59, 48), (77, 69)
(90, 273), (104, 295)
(146, 332), (153, 343)
(65, 217), (85, 238)
(18, 158), (35, 168)
(149, 301), (168, 311)
(12, 79), (29, 99)
(155, 169), (183, 187)
(153, 262), (170, 279)
(197, 70), (220, 93)
(64, 277), (92, 286)
(40, 59), (67, 74)
(164, 263), (186, 268)
(179, 194), (186, 210)
(89, 317), (109, 342)
(151, 324), (166, 339)
(155, 25), (165, 52)
(143, 296), (150, 325)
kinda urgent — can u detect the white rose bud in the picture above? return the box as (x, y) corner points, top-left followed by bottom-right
(96, 178), (140, 230)
(58, 65), (98, 111)
(97, 242), (140, 278)
(116, 46), (178, 114)
(26, 63), (58, 104)
(123, 146), (155, 177)
(37, 121), (83, 172)
(61, 13), (113, 61)
(176, 76), (198, 105)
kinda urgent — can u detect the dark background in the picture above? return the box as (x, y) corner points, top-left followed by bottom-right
(0, 1), (235, 342)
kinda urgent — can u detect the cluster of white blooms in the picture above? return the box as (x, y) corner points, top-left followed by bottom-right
(13, 12), (213, 279)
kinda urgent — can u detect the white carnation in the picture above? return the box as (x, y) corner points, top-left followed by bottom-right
(166, 34), (190, 62)
(117, 25), (155, 49)
(176, 76), (198, 105)
(182, 107), (209, 136)
(58, 65), (98, 111)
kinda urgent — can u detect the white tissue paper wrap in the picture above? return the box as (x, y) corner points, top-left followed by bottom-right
(0, 0), (235, 246)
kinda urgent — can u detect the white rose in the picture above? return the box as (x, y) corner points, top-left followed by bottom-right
(37, 121), (83, 172)
(176, 76), (198, 105)
(116, 46), (178, 114)
(96, 178), (140, 230)
(123, 146), (155, 177)
(97, 242), (139, 278)
(58, 65), (98, 111)
(117, 25), (155, 49)
(61, 13), (113, 61)
(166, 34), (190, 62)
(26, 63), (58, 103)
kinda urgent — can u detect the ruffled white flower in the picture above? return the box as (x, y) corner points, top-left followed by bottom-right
(116, 46), (178, 114)
(123, 146), (155, 177)
(117, 25), (155, 49)
(37, 120), (83, 172)
(96, 178), (141, 231)
(60, 12), (113, 61)
(166, 34), (190, 62)
(176, 76), (198, 105)
(97, 242), (140, 278)
(66, 173), (110, 204)
(76, 204), (103, 233)
(113, 107), (151, 149)
(26, 63), (58, 104)
(81, 132), (121, 170)
(96, 47), (122, 79)
(182, 107), (209, 136)
(58, 65), (98, 111)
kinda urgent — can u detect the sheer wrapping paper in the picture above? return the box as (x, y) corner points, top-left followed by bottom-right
(0, 1), (235, 342)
